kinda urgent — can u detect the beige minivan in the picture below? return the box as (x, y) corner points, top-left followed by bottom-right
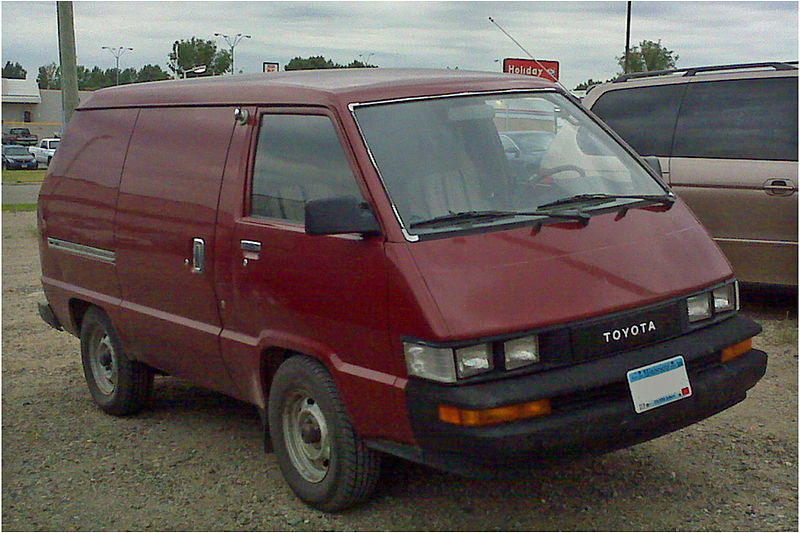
(583, 62), (798, 286)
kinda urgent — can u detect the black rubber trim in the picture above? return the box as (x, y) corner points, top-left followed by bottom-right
(37, 301), (63, 331)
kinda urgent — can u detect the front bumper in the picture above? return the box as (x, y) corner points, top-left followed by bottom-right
(5, 159), (37, 169)
(370, 315), (766, 476)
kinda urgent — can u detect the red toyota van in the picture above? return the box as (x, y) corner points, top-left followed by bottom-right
(37, 69), (767, 511)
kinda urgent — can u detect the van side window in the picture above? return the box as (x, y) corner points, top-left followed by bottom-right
(590, 84), (685, 157)
(673, 77), (798, 161)
(250, 114), (363, 223)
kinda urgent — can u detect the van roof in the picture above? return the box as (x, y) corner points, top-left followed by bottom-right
(79, 68), (556, 109)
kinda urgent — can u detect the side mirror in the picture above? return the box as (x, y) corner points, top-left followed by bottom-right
(642, 156), (663, 178)
(305, 197), (381, 236)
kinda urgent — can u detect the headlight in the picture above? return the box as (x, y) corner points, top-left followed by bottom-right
(687, 293), (712, 322)
(403, 341), (494, 382)
(403, 342), (456, 383)
(686, 281), (738, 323)
(404, 334), (542, 383)
(504, 335), (540, 370)
(713, 282), (738, 312)
(455, 344), (493, 378)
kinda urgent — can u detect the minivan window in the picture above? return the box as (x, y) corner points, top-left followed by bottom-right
(354, 91), (666, 235)
(251, 114), (364, 223)
(673, 77), (798, 161)
(589, 84), (685, 157)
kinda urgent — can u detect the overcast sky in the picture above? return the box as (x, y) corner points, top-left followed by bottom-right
(2, 1), (797, 90)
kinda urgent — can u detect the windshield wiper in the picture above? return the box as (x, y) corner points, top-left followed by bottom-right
(409, 210), (519, 229)
(537, 193), (675, 211)
(409, 208), (591, 229)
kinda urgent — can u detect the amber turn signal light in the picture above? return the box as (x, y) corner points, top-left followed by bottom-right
(439, 399), (552, 427)
(721, 338), (752, 363)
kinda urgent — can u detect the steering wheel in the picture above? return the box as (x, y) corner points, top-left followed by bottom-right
(529, 164), (586, 185)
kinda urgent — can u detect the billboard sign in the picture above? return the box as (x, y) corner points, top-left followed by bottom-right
(502, 58), (559, 81)
(263, 62), (280, 73)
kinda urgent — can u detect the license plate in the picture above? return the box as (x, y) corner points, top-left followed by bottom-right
(627, 355), (692, 413)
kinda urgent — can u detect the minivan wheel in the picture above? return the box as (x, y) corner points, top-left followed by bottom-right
(269, 355), (381, 511)
(80, 307), (153, 415)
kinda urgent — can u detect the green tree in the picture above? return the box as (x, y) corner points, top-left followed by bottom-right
(573, 78), (613, 91)
(76, 65), (110, 90)
(137, 64), (170, 82)
(285, 55), (378, 71)
(168, 37), (231, 77)
(285, 55), (338, 71)
(618, 39), (679, 74)
(115, 67), (139, 85)
(37, 63), (61, 89)
(345, 59), (378, 69)
(2, 61), (27, 79)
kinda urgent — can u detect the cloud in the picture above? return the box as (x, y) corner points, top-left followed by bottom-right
(2, 1), (796, 89)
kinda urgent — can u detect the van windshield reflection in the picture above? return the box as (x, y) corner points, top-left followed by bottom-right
(353, 91), (667, 235)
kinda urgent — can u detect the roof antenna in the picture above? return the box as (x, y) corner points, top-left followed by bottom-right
(489, 16), (572, 94)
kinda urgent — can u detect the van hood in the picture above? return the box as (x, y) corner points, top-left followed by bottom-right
(404, 202), (732, 340)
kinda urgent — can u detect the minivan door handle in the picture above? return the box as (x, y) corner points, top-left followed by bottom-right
(240, 240), (262, 252)
(764, 178), (797, 197)
(191, 238), (205, 273)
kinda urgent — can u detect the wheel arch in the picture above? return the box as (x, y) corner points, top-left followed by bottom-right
(68, 298), (94, 333)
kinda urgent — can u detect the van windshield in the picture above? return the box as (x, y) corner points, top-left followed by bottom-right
(353, 91), (668, 236)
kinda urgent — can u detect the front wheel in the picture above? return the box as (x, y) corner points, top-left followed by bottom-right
(80, 307), (153, 415)
(268, 355), (381, 511)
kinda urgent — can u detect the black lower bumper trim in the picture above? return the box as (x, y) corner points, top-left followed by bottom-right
(399, 315), (766, 475)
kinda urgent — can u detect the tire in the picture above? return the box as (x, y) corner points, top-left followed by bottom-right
(80, 307), (153, 415)
(269, 355), (381, 511)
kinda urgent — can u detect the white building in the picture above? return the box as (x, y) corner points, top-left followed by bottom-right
(2, 77), (92, 139)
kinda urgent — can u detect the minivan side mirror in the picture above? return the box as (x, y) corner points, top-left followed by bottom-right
(305, 197), (382, 236)
(642, 156), (663, 178)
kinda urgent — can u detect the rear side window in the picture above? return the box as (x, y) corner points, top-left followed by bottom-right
(250, 114), (363, 223)
(673, 77), (798, 161)
(590, 84), (685, 157)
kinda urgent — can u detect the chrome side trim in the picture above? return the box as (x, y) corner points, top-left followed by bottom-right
(47, 238), (116, 263)
(715, 237), (798, 246)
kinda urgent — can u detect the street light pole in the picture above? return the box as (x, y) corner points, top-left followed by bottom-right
(214, 32), (251, 75)
(358, 52), (375, 65)
(102, 46), (133, 85)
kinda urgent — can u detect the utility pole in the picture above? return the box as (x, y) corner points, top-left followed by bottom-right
(624, 1), (632, 74)
(56, 1), (79, 126)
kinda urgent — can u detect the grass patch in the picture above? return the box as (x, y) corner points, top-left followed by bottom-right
(2, 203), (38, 212)
(2, 169), (46, 184)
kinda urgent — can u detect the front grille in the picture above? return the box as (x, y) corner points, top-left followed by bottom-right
(568, 300), (684, 362)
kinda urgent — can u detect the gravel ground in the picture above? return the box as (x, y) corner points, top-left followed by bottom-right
(2, 211), (797, 531)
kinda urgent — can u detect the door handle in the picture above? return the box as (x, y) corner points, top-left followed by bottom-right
(191, 238), (205, 273)
(764, 178), (797, 197)
(240, 240), (262, 252)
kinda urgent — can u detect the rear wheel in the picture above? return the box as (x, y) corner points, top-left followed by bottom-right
(80, 307), (153, 415)
(269, 355), (381, 511)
